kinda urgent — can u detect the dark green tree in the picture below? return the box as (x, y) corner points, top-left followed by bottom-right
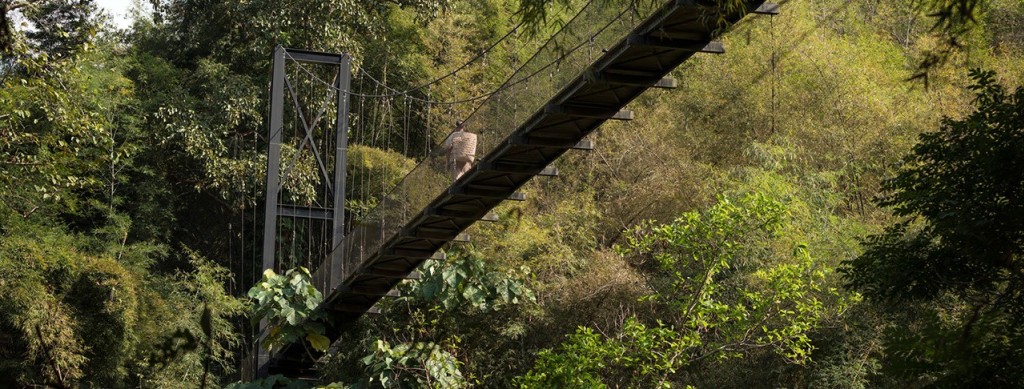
(842, 69), (1024, 386)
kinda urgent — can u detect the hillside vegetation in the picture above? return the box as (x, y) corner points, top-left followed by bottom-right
(1, 0), (1022, 387)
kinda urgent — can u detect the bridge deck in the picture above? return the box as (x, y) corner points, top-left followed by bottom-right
(264, 0), (775, 377)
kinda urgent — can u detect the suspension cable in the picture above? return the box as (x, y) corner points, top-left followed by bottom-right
(770, 13), (777, 135)
(356, 19), (527, 97)
(282, 0), (619, 108)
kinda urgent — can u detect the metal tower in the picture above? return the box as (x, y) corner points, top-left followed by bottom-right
(257, 46), (351, 377)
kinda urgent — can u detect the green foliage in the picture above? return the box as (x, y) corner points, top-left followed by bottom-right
(621, 193), (785, 304)
(346, 144), (417, 218)
(842, 69), (1024, 386)
(908, 0), (994, 83)
(2, 0), (1023, 386)
(519, 194), (847, 387)
(0, 225), (90, 386)
(235, 341), (466, 389)
(248, 267), (330, 352)
(0, 218), (242, 387)
(1, 0), (97, 59)
(0, 48), (107, 219)
(514, 0), (574, 36)
(317, 245), (539, 386)
(844, 69), (1023, 301)
(227, 374), (313, 389)
(515, 326), (615, 388)
(358, 340), (465, 388)
(406, 252), (536, 312)
(622, 194), (837, 364)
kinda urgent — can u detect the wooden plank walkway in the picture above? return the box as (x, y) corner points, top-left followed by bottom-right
(263, 0), (778, 377)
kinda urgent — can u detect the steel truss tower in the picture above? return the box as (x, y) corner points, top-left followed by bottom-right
(256, 46), (351, 378)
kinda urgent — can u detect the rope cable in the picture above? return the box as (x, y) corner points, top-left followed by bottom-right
(770, 13), (777, 135)
(425, 84), (432, 158)
(285, 18), (524, 101)
(281, 0), (618, 109)
(462, 1), (629, 121)
(355, 19), (527, 97)
(403, 95), (410, 156)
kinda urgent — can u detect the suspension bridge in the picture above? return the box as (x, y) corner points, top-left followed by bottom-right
(250, 0), (781, 378)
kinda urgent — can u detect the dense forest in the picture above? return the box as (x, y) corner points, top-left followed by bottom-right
(1, 0), (1022, 387)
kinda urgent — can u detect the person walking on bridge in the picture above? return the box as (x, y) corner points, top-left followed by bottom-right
(439, 120), (477, 182)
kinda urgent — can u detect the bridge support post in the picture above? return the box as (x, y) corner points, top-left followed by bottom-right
(256, 46), (286, 378)
(331, 55), (351, 292)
